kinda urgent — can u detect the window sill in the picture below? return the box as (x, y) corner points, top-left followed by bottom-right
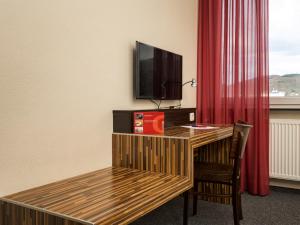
(270, 97), (300, 109)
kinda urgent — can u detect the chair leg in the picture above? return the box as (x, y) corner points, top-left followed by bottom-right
(232, 185), (240, 225)
(238, 193), (243, 220)
(192, 181), (198, 216)
(183, 190), (189, 225)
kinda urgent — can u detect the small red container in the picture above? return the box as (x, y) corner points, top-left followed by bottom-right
(133, 112), (164, 134)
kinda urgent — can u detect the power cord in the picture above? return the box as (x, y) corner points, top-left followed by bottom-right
(150, 99), (162, 109)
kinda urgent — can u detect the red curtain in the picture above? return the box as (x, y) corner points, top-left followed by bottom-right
(197, 0), (269, 195)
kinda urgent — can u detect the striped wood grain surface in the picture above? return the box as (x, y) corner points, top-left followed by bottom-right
(112, 135), (192, 180)
(0, 201), (85, 225)
(1, 167), (190, 225)
(113, 125), (234, 204)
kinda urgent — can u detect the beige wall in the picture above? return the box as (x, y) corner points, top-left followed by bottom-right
(0, 0), (198, 196)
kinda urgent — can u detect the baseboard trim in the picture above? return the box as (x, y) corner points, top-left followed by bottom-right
(270, 178), (300, 191)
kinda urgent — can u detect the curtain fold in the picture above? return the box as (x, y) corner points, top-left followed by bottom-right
(197, 0), (269, 195)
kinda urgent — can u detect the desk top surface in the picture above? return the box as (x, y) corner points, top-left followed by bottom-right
(1, 167), (190, 225)
(114, 124), (233, 140)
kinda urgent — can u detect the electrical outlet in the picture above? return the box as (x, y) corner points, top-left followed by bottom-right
(189, 112), (195, 122)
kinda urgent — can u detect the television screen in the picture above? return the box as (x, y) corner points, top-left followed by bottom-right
(135, 42), (182, 100)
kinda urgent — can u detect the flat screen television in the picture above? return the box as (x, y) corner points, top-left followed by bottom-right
(135, 41), (182, 100)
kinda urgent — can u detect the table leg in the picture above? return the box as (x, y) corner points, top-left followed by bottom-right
(183, 190), (189, 225)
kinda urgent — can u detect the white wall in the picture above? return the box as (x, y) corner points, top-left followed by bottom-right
(0, 0), (198, 196)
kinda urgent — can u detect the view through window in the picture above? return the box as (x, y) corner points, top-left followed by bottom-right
(269, 0), (300, 97)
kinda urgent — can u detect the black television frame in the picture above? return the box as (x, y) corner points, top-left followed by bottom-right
(135, 41), (183, 100)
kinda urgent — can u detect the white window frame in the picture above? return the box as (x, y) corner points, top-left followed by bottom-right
(270, 97), (300, 109)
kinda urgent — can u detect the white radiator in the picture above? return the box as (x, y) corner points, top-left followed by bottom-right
(270, 119), (300, 181)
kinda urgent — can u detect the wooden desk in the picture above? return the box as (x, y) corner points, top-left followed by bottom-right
(1, 167), (190, 225)
(0, 125), (233, 225)
(113, 126), (233, 180)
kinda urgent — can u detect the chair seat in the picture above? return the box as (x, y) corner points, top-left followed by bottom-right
(194, 162), (234, 184)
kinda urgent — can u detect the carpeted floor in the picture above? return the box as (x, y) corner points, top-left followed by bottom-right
(132, 188), (300, 225)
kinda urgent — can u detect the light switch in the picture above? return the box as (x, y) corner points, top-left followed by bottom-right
(189, 112), (195, 122)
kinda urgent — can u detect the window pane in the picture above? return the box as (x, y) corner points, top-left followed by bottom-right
(269, 0), (300, 97)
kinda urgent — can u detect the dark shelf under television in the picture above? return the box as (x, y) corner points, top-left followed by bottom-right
(113, 108), (196, 133)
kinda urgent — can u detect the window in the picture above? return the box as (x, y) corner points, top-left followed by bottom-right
(269, 0), (300, 108)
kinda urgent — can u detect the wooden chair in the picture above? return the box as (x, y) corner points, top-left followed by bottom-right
(192, 121), (252, 225)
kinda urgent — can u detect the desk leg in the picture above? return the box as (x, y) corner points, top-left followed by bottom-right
(183, 191), (189, 225)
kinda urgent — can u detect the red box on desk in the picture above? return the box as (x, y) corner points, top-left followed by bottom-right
(133, 112), (164, 134)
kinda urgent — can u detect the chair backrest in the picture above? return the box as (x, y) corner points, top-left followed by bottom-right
(230, 120), (252, 180)
(230, 120), (253, 160)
